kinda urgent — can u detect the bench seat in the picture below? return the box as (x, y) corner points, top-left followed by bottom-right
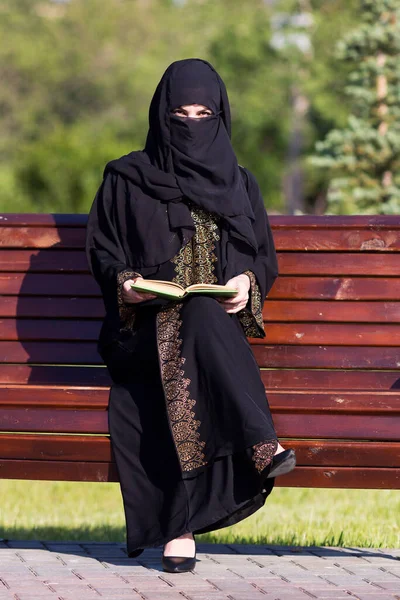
(1, 214), (399, 488)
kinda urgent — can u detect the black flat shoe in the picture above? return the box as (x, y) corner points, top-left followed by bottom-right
(161, 554), (197, 573)
(266, 448), (296, 479)
(128, 548), (144, 558)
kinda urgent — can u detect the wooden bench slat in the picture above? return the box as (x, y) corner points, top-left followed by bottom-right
(2, 225), (399, 251)
(275, 467), (400, 489)
(259, 324), (400, 346)
(0, 365), (110, 386)
(0, 296), (105, 319)
(253, 346), (400, 369)
(0, 228), (84, 249)
(4, 273), (400, 300)
(0, 408), (108, 433)
(0, 341), (102, 364)
(1, 365), (399, 390)
(1, 387), (399, 414)
(262, 369), (400, 391)
(0, 214), (88, 226)
(0, 434), (112, 462)
(1, 436), (398, 468)
(0, 459), (118, 482)
(2, 249), (400, 276)
(0, 386), (108, 407)
(273, 414), (400, 440)
(1, 213), (399, 228)
(270, 391), (400, 413)
(0, 250), (88, 272)
(264, 300), (400, 323)
(2, 341), (399, 369)
(0, 459), (398, 488)
(270, 215), (400, 229)
(272, 230), (400, 251)
(2, 297), (400, 325)
(289, 440), (400, 467)
(0, 273), (100, 295)
(1, 409), (398, 440)
(278, 253), (400, 275)
(4, 320), (400, 346)
(270, 277), (400, 301)
(0, 319), (101, 341)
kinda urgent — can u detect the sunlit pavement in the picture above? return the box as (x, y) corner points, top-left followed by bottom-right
(0, 541), (399, 600)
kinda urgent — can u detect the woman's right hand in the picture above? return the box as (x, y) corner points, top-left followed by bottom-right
(122, 276), (157, 304)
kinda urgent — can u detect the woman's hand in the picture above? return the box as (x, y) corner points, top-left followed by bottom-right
(218, 273), (250, 314)
(122, 276), (157, 304)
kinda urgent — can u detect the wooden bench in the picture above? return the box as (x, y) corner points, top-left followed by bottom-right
(1, 214), (399, 489)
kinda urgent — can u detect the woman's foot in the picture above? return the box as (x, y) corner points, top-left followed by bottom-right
(275, 442), (286, 455)
(163, 532), (195, 557)
(162, 533), (196, 573)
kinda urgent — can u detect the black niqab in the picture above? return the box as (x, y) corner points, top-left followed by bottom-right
(104, 58), (258, 257)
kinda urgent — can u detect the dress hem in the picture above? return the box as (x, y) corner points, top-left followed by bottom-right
(125, 469), (275, 556)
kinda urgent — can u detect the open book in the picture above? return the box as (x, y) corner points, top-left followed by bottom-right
(130, 279), (238, 301)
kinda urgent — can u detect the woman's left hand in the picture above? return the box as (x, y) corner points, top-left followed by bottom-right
(218, 273), (250, 314)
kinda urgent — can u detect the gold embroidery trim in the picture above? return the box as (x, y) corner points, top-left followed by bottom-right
(116, 269), (141, 331)
(252, 439), (278, 473)
(237, 270), (265, 338)
(156, 303), (207, 473)
(172, 205), (220, 287)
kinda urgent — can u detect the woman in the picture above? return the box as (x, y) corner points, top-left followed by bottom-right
(85, 58), (296, 573)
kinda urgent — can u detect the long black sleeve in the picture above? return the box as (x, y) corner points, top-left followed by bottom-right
(237, 168), (279, 338)
(85, 172), (140, 339)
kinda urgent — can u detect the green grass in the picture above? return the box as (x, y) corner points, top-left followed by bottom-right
(0, 481), (398, 548)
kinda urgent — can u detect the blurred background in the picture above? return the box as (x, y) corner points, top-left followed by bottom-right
(0, 0), (399, 215)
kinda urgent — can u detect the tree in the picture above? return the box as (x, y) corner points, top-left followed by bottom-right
(310, 0), (400, 214)
(0, 0), (360, 214)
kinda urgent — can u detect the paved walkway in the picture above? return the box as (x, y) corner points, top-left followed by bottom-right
(0, 540), (399, 600)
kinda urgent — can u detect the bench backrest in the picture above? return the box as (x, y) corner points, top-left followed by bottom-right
(1, 214), (399, 488)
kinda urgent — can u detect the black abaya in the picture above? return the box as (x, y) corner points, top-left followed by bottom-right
(102, 205), (279, 556)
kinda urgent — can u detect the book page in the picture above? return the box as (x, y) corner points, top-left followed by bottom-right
(130, 279), (185, 297)
(140, 279), (185, 291)
(187, 283), (237, 293)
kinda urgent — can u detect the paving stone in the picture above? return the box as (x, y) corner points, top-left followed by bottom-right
(10, 597), (59, 600)
(1, 542), (400, 599)
(142, 593), (195, 600)
(176, 595), (230, 600)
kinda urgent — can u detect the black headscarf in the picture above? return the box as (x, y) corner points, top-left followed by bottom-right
(101, 58), (258, 266)
(86, 58), (278, 336)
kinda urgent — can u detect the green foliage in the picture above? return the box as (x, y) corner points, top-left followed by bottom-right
(205, 2), (291, 209)
(0, 0), (361, 213)
(310, 0), (400, 213)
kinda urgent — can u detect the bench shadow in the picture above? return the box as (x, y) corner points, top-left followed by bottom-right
(16, 217), (109, 387)
(14, 218), (117, 479)
(0, 534), (398, 565)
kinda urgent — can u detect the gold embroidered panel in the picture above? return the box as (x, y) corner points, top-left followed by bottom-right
(237, 270), (265, 338)
(172, 205), (220, 287)
(156, 303), (207, 473)
(252, 439), (278, 473)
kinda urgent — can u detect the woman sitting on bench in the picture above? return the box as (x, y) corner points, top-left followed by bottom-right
(85, 58), (296, 574)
